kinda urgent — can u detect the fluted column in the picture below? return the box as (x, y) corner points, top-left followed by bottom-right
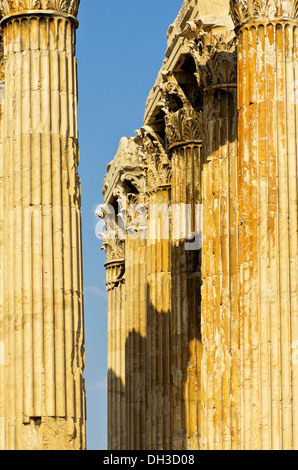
(0, 30), (4, 451)
(100, 226), (126, 450)
(140, 128), (172, 450)
(231, 0), (298, 450)
(125, 193), (147, 450)
(197, 37), (239, 450)
(0, 1), (85, 450)
(101, 138), (147, 450)
(163, 77), (203, 450)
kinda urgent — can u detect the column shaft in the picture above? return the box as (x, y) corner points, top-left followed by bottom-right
(200, 87), (239, 450)
(106, 261), (125, 450)
(125, 219), (147, 450)
(146, 185), (171, 450)
(237, 20), (298, 450)
(0, 38), (4, 451)
(2, 14), (85, 449)
(170, 143), (202, 450)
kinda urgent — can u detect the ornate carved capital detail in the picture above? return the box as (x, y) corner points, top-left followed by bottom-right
(182, 23), (237, 89)
(126, 193), (148, 235)
(230, 0), (298, 27)
(198, 38), (237, 89)
(164, 105), (203, 149)
(161, 76), (203, 149)
(101, 234), (125, 264)
(146, 153), (172, 191)
(96, 205), (125, 263)
(100, 228), (125, 291)
(0, 0), (80, 18)
(135, 126), (172, 191)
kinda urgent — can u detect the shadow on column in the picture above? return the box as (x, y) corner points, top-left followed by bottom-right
(171, 239), (202, 450)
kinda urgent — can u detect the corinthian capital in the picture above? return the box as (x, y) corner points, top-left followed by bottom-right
(185, 28), (237, 89)
(161, 75), (203, 149)
(0, 0), (80, 18)
(230, 0), (298, 27)
(134, 127), (171, 191)
(100, 234), (125, 263)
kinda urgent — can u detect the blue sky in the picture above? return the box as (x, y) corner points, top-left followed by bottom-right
(76, 0), (183, 450)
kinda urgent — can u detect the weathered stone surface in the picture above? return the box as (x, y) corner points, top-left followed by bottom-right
(100, 0), (298, 451)
(0, 3), (85, 450)
(230, 0), (298, 26)
(0, 0), (80, 17)
(233, 2), (298, 449)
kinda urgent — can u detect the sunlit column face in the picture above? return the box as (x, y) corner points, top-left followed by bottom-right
(232, 1), (298, 450)
(0, 0), (85, 450)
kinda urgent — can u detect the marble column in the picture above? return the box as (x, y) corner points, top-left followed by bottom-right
(101, 228), (126, 450)
(125, 193), (147, 450)
(140, 128), (172, 450)
(163, 77), (203, 450)
(0, 1), (85, 449)
(197, 36), (239, 450)
(0, 29), (4, 451)
(231, 0), (298, 450)
(100, 138), (147, 451)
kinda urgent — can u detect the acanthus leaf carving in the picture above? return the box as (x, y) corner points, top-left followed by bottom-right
(99, 225), (125, 290)
(146, 153), (172, 190)
(182, 25), (237, 89)
(0, 0), (80, 17)
(199, 44), (237, 88)
(97, 206), (125, 264)
(126, 193), (148, 235)
(100, 234), (125, 263)
(136, 127), (172, 191)
(161, 76), (203, 148)
(229, 0), (298, 27)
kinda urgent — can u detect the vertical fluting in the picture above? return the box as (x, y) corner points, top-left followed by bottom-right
(146, 184), (172, 450)
(290, 24), (298, 452)
(1, 14), (85, 449)
(200, 86), (239, 450)
(0, 33), (4, 451)
(106, 260), (125, 450)
(170, 143), (202, 450)
(236, 19), (298, 450)
(125, 201), (147, 450)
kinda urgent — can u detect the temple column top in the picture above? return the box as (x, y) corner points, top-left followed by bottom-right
(230, 0), (298, 28)
(0, 0), (80, 21)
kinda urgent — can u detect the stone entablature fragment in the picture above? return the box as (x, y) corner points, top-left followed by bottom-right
(102, 137), (146, 204)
